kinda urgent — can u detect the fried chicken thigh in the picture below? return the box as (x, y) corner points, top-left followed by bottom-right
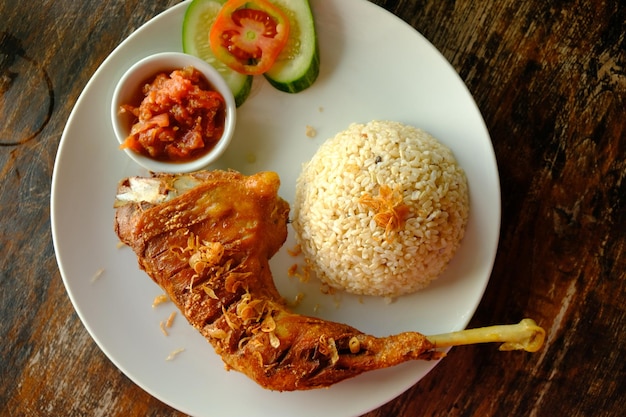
(114, 170), (440, 391)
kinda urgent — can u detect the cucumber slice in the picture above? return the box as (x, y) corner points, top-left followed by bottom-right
(183, 0), (253, 107)
(264, 0), (320, 93)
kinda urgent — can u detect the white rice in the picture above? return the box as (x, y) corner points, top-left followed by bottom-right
(292, 120), (469, 297)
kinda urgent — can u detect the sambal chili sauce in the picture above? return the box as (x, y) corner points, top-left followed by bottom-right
(119, 66), (226, 163)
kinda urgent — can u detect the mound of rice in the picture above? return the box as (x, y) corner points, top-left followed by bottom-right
(292, 120), (469, 297)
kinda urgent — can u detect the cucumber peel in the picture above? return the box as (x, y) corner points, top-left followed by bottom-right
(264, 0), (320, 93)
(183, 0), (253, 106)
(183, 0), (319, 99)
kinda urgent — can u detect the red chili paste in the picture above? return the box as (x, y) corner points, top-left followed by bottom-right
(119, 66), (226, 162)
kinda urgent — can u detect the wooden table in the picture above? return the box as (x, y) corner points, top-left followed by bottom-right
(1, 0), (624, 416)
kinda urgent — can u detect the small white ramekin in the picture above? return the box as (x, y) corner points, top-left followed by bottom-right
(111, 52), (236, 173)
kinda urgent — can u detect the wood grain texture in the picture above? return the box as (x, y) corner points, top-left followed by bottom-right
(1, 0), (624, 416)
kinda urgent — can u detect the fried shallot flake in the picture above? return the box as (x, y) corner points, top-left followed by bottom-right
(359, 184), (412, 240)
(165, 348), (185, 361)
(236, 293), (265, 322)
(268, 331), (281, 349)
(152, 293), (169, 308)
(159, 321), (169, 336)
(165, 311), (177, 328)
(318, 335), (339, 365)
(288, 262), (312, 284)
(261, 315), (277, 333)
(207, 327), (228, 339)
(91, 268), (105, 282)
(305, 125), (317, 138)
(202, 285), (219, 300)
(172, 235), (225, 274)
(290, 292), (305, 308)
(287, 244), (302, 257)
(222, 306), (239, 330)
(349, 336), (361, 353)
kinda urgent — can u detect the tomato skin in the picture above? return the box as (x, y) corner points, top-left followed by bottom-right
(209, 0), (290, 75)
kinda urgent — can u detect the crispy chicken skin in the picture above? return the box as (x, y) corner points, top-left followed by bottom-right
(114, 170), (440, 391)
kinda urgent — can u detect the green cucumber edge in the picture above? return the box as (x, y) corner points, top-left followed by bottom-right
(264, 0), (320, 94)
(182, 0), (253, 107)
(265, 43), (319, 93)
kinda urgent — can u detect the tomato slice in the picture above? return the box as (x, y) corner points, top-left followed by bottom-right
(209, 0), (290, 75)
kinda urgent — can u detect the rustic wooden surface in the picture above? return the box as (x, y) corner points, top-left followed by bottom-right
(1, 0), (624, 416)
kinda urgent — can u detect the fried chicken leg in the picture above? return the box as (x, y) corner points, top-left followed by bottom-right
(114, 170), (543, 391)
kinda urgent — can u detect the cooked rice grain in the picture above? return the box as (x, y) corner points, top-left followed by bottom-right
(292, 121), (469, 297)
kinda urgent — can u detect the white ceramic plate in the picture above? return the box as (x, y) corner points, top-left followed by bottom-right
(51, 1), (500, 416)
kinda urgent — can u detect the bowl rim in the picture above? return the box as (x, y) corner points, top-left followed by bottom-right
(110, 51), (237, 173)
